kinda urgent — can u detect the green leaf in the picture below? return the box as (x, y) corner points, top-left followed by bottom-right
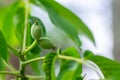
(0, 59), (5, 71)
(14, 7), (25, 46)
(37, 0), (82, 47)
(86, 54), (120, 80)
(0, 31), (7, 78)
(39, 0), (95, 46)
(2, 1), (20, 45)
(57, 47), (82, 80)
(0, 31), (8, 62)
(76, 76), (83, 80)
(83, 50), (94, 58)
(0, 59), (5, 79)
(30, 45), (41, 55)
(0, 7), (8, 30)
(42, 52), (57, 80)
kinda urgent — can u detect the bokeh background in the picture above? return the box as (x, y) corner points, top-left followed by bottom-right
(113, 0), (120, 61)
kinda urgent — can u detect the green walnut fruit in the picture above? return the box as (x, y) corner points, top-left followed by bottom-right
(31, 21), (42, 40)
(38, 37), (55, 49)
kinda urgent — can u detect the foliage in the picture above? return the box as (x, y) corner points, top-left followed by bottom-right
(0, 0), (119, 80)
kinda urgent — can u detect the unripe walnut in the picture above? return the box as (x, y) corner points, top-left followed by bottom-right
(38, 37), (55, 49)
(31, 21), (42, 40)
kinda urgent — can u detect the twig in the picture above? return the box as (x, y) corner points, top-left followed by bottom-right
(26, 75), (45, 80)
(22, 57), (44, 65)
(22, 0), (29, 51)
(0, 71), (20, 77)
(21, 40), (38, 55)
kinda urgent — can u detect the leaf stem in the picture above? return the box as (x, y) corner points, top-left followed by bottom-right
(21, 40), (38, 55)
(22, 57), (45, 65)
(19, 59), (27, 80)
(0, 71), (20, 77)
(26, 75), (45, 80)
(58, 55), (85, 63)
(22, 0), (29, 51)
(23, 55), (85, 66)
